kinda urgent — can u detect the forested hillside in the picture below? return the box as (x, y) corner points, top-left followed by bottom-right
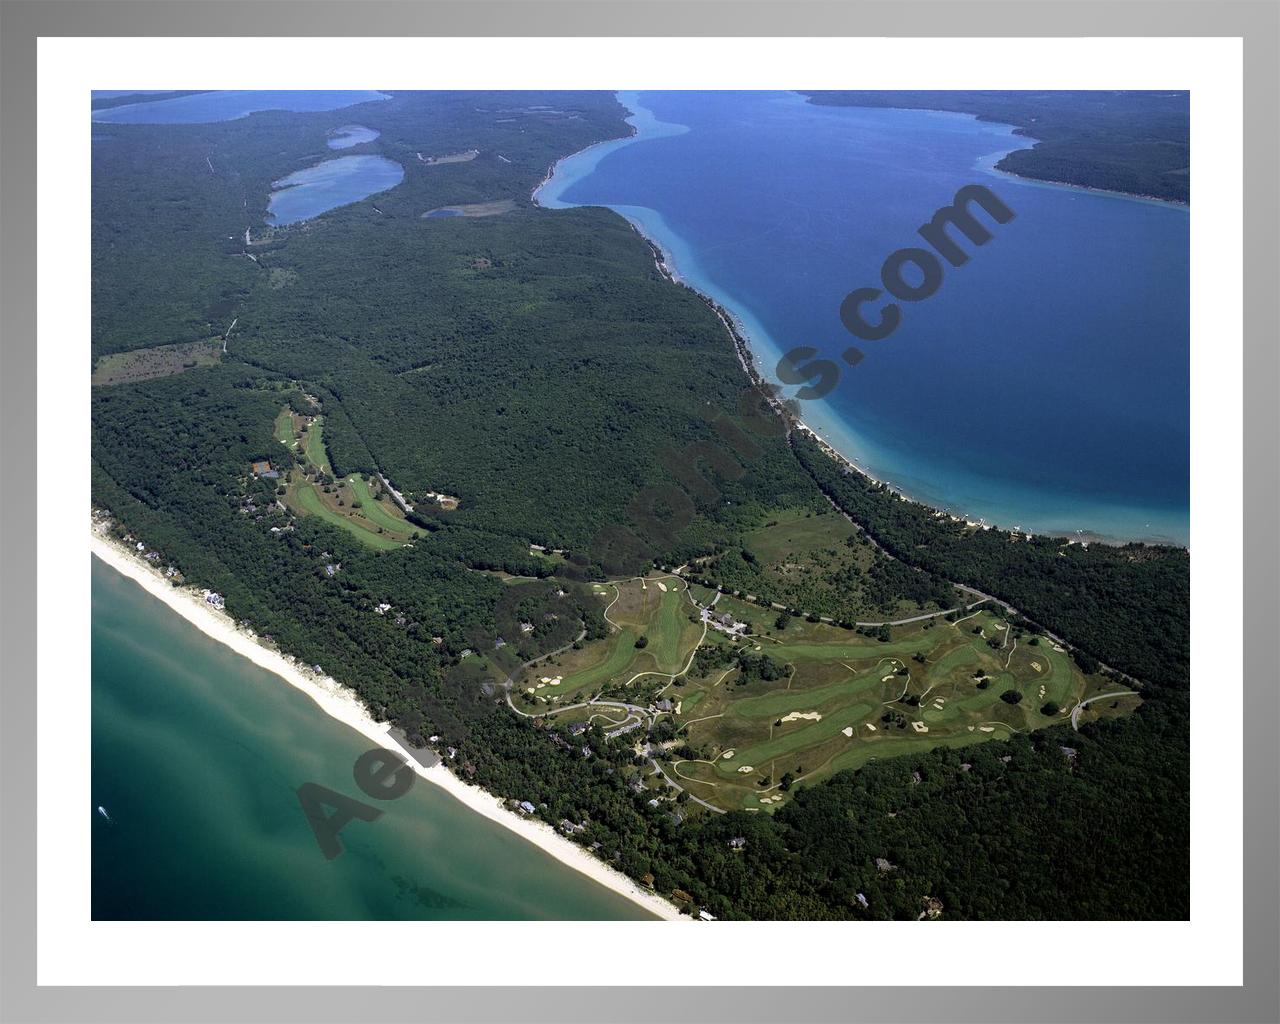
(91, 90), (1190, 919)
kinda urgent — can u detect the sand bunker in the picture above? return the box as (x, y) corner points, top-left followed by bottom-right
(1031, 662), (1042, 672)
(842, 726), (854, 737)
(780, 710), (822, 723)
(656, 581), (668, 592)
(721, 750), (735, 760)
(979, 725), (995, 733)
(911, 721), (929, 733)
(737, 765), (754, 774)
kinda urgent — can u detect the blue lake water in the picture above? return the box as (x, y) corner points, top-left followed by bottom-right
(92, 90), (390, 124)
(328, 124), (381, 149)
(266, 155), (404, 225)
(539, 91), (1190, 544)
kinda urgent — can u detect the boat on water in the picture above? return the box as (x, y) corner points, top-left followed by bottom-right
(97, 805), (112, 822)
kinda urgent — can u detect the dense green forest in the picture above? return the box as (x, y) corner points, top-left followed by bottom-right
(802, 91), (1189, 203)
(91, 90), (1189, 919)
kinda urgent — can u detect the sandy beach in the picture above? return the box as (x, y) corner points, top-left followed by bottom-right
(90, 528), (681, 922)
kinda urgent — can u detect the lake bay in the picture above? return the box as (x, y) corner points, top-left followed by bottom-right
(540, 91), (1190, 544)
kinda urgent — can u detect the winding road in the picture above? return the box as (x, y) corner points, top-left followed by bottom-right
(1071, 690), (1139, 730)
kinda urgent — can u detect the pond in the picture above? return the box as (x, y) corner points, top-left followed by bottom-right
(328, 124), (381, 149)
(266, 155), (404, 225)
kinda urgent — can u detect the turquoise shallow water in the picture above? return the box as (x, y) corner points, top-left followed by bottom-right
(540, 91), (1190, 544)
(91, 558), (653, 920)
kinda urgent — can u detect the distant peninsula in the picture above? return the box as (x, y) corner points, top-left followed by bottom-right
(801, 90), (1189, 204)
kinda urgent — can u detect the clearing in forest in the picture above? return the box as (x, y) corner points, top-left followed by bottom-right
(92, 338), (222, 387)
(281, 414), (415, 550)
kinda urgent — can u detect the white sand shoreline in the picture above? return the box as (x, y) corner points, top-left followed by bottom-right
(90, 530), (681, 922)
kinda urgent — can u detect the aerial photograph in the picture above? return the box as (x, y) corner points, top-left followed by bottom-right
(90, 89), (1189, 922)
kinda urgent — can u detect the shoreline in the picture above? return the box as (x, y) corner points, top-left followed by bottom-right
(797, 97), (1188, 207)
(593, 196), (1164, 549)
(535, 92), (1188, 551)
(89, 528), (682, 922)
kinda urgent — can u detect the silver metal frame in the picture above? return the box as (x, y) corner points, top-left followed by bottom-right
(2, 2), (1275, 1020)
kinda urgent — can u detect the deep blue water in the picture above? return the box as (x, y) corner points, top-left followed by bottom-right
(266, 155), (404, 226)
(539, 91), (1189, 544)
(328, 124), (381, 149)
(92, 90), (390, 124)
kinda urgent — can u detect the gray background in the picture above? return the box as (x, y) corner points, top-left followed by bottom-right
(1, 1), (1276, 1021)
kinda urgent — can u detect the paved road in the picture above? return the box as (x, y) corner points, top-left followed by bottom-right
(506, 692), (648, 722)
(680, 469), (1145, 690)
(679, 567), (989, 628)
(648, 758), (726, 815)
(1071, 691), (1139, 730)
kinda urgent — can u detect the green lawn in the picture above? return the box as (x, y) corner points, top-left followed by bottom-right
(347, 474), (407, 533)
(560, 628), (642, 691)
(274, 408), (296, 448)
(649, 585), (693, 672)
(769, 635), (931, 661)
(732, 666), (887, 719)
(295, 482), (403, 550)
(722, 703), (875, 772)
(666, 608), (1106, 811)
(304, 418), (332, 475)
(744, 506), (859, 564)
